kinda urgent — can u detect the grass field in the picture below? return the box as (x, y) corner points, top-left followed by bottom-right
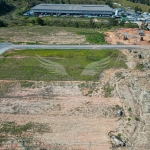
(0, 49), (127, 81)
(78, 31), (107, 44)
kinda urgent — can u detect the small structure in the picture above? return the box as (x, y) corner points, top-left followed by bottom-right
(111, 135), (126, 147)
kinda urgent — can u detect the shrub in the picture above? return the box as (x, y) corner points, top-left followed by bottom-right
(103, 82), (114, 97)
(0, 19), (7, 27)
(124, 23), (139, 28)
(135, 117), (139, 121)
(36, 17), (45, 26)
(128, 107), (132, 111)
(118, 133), (121, 138)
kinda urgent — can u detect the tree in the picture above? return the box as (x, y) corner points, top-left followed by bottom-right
(61, 0), (65, 4)
(134, 6), (142, 12)
(75, 22), (79, 28)
(108, 18), (118, 26)
(105, 0), (113, 7)
(36, 17), (45, 26)
(54, 0), (60, 4)
(90, 18), (95, 28)
(134, 6), (138, 12)
(119, 20), (125, 26)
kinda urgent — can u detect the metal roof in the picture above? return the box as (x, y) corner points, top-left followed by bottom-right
(31, 4), (113, 12)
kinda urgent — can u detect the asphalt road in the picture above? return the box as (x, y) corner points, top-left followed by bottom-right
(0, 42), (150, 55)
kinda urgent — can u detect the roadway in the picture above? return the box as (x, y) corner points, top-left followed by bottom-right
(0, 42), (150, 55)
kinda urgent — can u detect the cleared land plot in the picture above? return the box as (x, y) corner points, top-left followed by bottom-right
(0, 49), (127, 81)
(0, 80), (121, 150)
(0, 49), (127, 149)
(0, 26), (106, 44)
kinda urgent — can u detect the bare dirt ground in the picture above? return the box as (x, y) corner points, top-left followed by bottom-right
(1, 49), (150, 150)
(9, 31), (88, 45)
(0, 81), (121, 150)
(0, 27), (89, 45)
(105, 28), (150, 45)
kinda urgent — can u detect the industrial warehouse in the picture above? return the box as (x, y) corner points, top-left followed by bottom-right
(25, 4), (114, 17)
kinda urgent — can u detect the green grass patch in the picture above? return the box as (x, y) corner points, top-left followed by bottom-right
(0, 122), (50, 135)
(103, 82), (114, 97)
(0, 82), (14, 97)
(0, 37), (4, 42)
(77, 31), (107, 44)
(136, 64), (144, 71)
(0, 49), (127, 81)
(0, 122), (33, 135)
(115, 72), (125, 79)
(0, 121), (50, 144)
(20, 81), (34, 88)
(117, 133), (121, 138)
(128, 107), (132, 111)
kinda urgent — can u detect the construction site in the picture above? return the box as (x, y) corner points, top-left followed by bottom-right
(105, 28), (150, 45)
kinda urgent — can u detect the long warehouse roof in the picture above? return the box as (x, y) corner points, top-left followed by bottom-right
(31, 4), (113, 12)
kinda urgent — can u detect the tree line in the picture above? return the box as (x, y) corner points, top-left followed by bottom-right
(17, 17), (138, 28)
(0, 15), (139, 28)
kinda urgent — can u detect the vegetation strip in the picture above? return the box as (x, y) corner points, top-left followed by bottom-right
(0, 49), (127, 81)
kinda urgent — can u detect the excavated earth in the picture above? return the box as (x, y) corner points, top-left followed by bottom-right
(0, 49), (150, 150)
(105, 28), (150, 45)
